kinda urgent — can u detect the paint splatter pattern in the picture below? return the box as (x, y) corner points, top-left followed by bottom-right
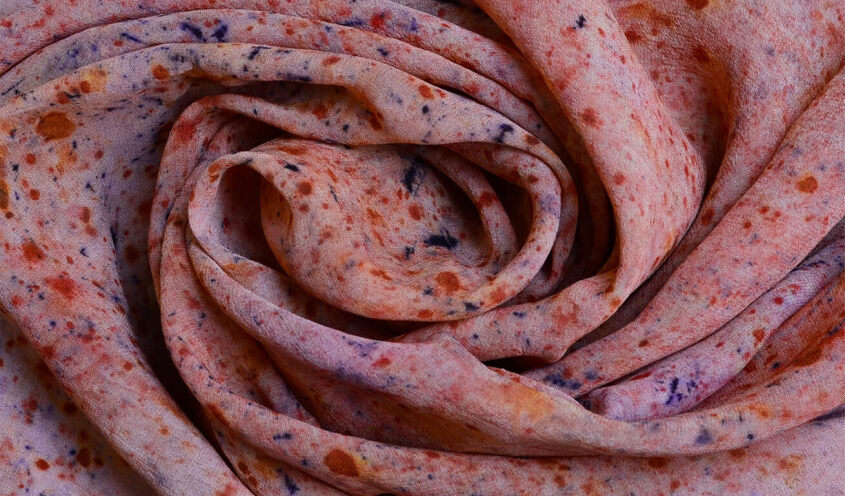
(0, 1), (843, 495)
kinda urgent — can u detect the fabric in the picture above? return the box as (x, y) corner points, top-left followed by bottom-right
(0, 1), (843, 495)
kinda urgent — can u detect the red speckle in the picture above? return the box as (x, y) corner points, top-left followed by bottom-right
(670, 479), (681, 491)
(478, 191), (497, 207)
(370, 12), (389, 30)
(322, 55), (341, 66)
(25, 154), (36, 164)
(581, 108), (602, 129)
(46, 276), (78, 300)
(773, 296), (784, 305)
(612, 173), (626, 185)
(29, 189), (40, 200)
(21, 240), (45, 263)
(35, 459), (50, 470)
(638, 339), (650, 347)
(753, 328), (765, 344)
(408, 204), (422, 220)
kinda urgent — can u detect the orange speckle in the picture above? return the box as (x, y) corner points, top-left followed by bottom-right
(312, 104), (329, 119)
(36, 112), (76, 141)
(372, 357), (391, 367)
(418, 85), (434, 99)
(435, 271), (461, 293)
(638, 339), (650, 347)
(417, 309), (433, 319)
(322, 55), (341, 66)
(752, 328), (765, 344)
(80, 81), (92, 93)
(297, 181), (313, 195)
(35, 459), (50, 470)
(25, 153), (36, 164)
(796, 176), (818, 193)
(323, 449), (358, 476)
(29, 189), (40, 200)
(151, 64), (170, 80)
(370, 268), (393, 281)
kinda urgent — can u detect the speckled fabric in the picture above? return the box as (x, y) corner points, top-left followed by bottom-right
(0, 1), (843, 495)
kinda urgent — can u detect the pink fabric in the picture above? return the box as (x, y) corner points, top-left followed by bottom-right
(0, 1), (843, 495)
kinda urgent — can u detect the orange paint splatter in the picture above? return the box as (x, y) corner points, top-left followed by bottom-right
(581, 108), (602, 129)
(36, 112), (76, 141)
(46, 276), (78, 300)
(297, 181), (313, 195)
(151, 64), (171, 80)
(796, 175), (818, 193)
(435, 271), (461, 293)
(323, 449), (358, 476)
(408, 204), (423, 220)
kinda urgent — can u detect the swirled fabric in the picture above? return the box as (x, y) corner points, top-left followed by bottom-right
(0, 1), (844, 495)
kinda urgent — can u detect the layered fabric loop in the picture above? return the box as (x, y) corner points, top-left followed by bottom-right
(0, 1), (843, 495)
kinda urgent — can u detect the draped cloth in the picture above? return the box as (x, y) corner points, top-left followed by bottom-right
(0, 1), (843, 494)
